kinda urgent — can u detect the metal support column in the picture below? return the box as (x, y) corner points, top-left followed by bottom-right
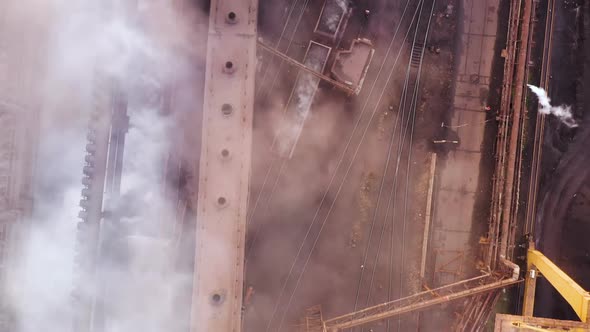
(524, 248), (590, 322)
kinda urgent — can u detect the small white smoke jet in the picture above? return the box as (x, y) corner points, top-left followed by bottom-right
(527, 84), (578, 128)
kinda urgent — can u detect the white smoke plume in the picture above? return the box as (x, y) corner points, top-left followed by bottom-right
(528, 84), (578, 128)
(276, 66), (322, 158)
(5, 130), (84, 332)
(324, 0), (348, 32)
(102, 103), (186, 332)
(2, 1), (203, 332)
(336, 0), (349, 11)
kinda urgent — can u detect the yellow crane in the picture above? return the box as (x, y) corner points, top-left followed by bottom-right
(522, 245), (589, 322)
(496, 243), (590, 331)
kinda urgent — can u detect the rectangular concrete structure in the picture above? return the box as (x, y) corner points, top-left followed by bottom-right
(190, 1), (258, 331)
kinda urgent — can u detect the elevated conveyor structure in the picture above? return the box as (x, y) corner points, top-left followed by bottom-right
(320, 259), (520, 332)
(190, 1), (258, 331)
(72, 73), (115, 332)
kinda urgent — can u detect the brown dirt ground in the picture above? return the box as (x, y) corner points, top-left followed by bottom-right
(244, 2), (459, 331)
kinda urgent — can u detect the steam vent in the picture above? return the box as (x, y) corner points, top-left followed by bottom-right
(1, 0), (590, 332)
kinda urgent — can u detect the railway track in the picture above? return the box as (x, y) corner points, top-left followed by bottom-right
(246, 0), (419, 255)
(245, 1), (438, 331)
(504, 0), (556, 317)
(248, 0), (553, 330)
(463, 0), (556, 329)
(245, 0), (310, 234)
(254, 0), (311, 100)
(508, 0), (557, 260)
(350, 2), (436, 332)
(524, 0), (556, 236)
(244, 0), (319, 270)
(458, 0), (534, 329)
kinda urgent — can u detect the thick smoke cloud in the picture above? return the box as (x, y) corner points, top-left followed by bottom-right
(528, 84), (577, 128)
(2, 1), (203, 332)
(276, 72), (321, 158)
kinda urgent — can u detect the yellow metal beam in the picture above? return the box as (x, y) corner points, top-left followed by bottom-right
(522, 266), (537, 317)
(512, 321), (588, 332)
(494, 314), (589, 332)
(526, 249), (590, 322)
